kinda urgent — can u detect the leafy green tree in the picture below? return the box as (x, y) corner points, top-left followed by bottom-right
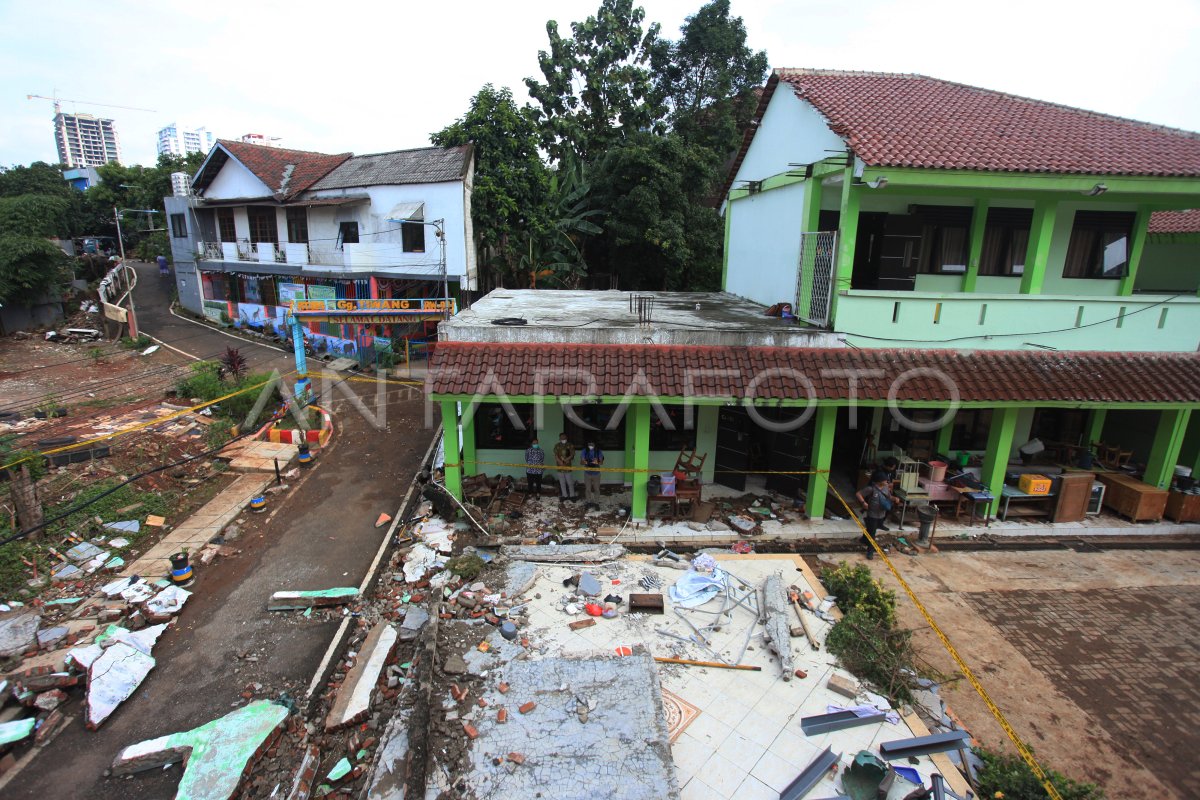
(587, 131), (722, 290)
(0, 195), (71, 238)
(0, 162), (73, 198)
(0, 194), (72, 307)
(525, 0), (668, 162)
(974, 747), (1104, 800)
(654, 0), (768, 158)
(516, 155), (603, 288)
(432, 85), (551, 287)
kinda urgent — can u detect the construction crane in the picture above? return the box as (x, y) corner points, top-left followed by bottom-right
(26, 93), (157, 115)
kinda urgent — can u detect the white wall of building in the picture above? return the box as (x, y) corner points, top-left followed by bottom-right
(725, 181), (806, 307)
(305, 181), (474, 280)
(730, 86), (846, 188)
(204, 161), (272, 200)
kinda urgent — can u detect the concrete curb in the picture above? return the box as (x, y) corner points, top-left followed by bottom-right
(167, 302), (291, 354)
(302, 425), (443, 708)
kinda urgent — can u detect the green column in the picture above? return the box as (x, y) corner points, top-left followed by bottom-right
(624, 412), (637, 486)
(1085, 409), (1108, 448)
(1020, 199), (1058, 295)
(962, 200), (989, 293)
(1118, 206), (1151, 296)
(806, 406), (838, 520)
(440, 400), (462, 500)
(798, 177), (824, 316)
(721, 194), (735, 291)
(1144, 409), (1191, 489)
(631, 403), (651, 521)
(981, 407), (1019, 500)
(461, 403), (477, 476)
(830, 168), (860, 321)
(935, 412), (956, 456)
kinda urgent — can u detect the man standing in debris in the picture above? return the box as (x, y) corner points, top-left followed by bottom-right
(525, 438), (546, 496)
(855, 471), (895, 560)
(581, 440), (604, 508)
(554, 433), (576, 502)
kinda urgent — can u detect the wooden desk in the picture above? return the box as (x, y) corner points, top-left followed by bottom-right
(999, 485), (1056, 521)
(1165, 491), (1200, 523)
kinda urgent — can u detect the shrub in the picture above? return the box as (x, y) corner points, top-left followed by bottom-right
(445, 554), (484, 581)
(974, 747), (1104, 800)
(820, 561), (897, 628)
(825, 609), (915, 704)
(120, 334), (154, 349)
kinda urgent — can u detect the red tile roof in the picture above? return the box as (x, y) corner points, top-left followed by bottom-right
(723, 70), (1200, 200)
(1149, 209), (1200, 234)
(215, 140), (351, 200)
(428, 342), (1200, 404)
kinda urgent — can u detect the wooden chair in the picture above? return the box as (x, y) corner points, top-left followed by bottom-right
(671, 448), (707, 509)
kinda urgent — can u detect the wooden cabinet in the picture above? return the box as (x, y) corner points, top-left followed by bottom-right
(1095, 473), (1168, 522)
(1053, 472), (1095, 523)
(1165, 491), (1200, 523)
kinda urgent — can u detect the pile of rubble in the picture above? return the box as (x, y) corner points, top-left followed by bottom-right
(0, 574), (193, 772)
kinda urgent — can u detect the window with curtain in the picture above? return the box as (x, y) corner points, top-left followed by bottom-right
(1063, 211), (1135, 279)
(979, 208), (1033, 276)
(916, 206), (973, 274)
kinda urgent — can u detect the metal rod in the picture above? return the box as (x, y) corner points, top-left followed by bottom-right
(800, 710), (887, 736)
(780, 746), (840, 800)
(653, 657), (761, 672)
(879, 731), (971, 760)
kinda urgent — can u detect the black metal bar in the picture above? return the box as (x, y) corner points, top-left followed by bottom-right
(931, 773), (947, 800)
(878, 731), (970, 760)
(780, 746), (840, 800)
(800, 709), (887, 736)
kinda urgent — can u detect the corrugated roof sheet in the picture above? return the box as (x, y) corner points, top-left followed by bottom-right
(427, 342), (1200, 404)
(310, 144), (472, 190)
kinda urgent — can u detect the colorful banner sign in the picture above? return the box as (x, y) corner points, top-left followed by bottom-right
(278, 283), (306, 308)
(292, 298), (456, 315)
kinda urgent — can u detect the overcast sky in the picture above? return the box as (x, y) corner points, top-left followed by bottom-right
(2, 0), (1198, 168)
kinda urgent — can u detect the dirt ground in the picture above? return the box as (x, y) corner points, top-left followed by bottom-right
(844, 547), (1200, 799)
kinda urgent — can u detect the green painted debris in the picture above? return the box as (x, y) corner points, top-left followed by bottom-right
(45, 597), (83, 606)
(401, 594), (411, 603)
(267, 588), (359, 611)
(356, 748), (368, 760)
(399, 661), (412, 670)
(111, 700), (288, 800)
(327, 757), (352, 781)
(0, 718), (35, 746)
(303, 607), (313, 618)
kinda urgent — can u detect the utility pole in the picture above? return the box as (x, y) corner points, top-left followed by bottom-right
(113, 207), (158, 338)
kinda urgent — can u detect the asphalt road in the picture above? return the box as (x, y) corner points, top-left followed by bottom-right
(5, 266), (434, 799)
(127, 260), (293, 373)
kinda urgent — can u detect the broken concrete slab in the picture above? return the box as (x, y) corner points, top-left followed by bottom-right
(500, 543), (626, 563)
(402, 544), (444, 583)
(325, 623), (397, 732)
(111, 699), (288, 800)
(36, 626), (68, 649)
(466, 648), (679, 799)
(51, 562), (82, 582)
(0, 609), (40, 658)
(268, 588), (359, 611)
(762, 574), (795, 681)
(86, 642), (155, 729)
(398, 607), (430, 642)
(108, 537), (131, 549)
(577, 571), (602, 597)
(0, 718), (35, 746)
(104, 520), (141, 535)
(501, 561), (539, 599)
(361, 705), (412, 800)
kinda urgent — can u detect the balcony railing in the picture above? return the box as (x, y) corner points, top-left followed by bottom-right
(195, 241), (450, 277)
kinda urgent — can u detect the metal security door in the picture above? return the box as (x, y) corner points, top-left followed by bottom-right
(796, 231), (837, 327)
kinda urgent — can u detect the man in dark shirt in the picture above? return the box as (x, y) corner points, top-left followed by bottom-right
(524, 439), (545, 496)
(854, 470), (895, 560)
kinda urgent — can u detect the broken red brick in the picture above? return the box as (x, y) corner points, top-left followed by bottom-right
(508, 752), (526, 765)
(569, 619), (596, 631)
(450, 684), (465, 701)
(462, 722), (479, 740)
(477, 698), (488, 708)
(35, 709), (66, 744)
(498, 682), (510, 694)
(497, 708), (507, 724)
(518, 701), (536, 715)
